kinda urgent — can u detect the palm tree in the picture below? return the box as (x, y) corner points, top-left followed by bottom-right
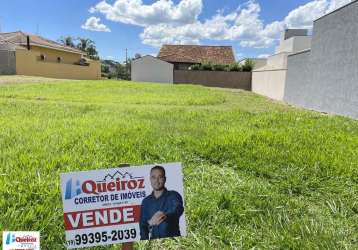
(86, 44), (99, 60)
(76, 38), (98, 60)
(76, 38), (99, 60)
(76, 38), (94, 52)
(58, 36), (76, 48)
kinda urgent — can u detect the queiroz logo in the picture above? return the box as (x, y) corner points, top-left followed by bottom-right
(64, 171), (145, 200)
(2, 231), (40, 250)
(5, 232), (15, 245)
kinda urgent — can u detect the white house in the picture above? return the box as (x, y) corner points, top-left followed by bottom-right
(131, 55), (173, 84)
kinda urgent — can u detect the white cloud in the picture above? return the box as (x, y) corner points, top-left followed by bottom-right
(327, 0), (353, 12)
(284, 0), (329, 29)
(140, 0), (280, 48)
(81, 16), (111, 32)
(284, 0), (353, 29)
(140, 23), (202, 47)
(89, 0), (202, 26)
(89, 0), (353, 48)
(257, 54), (270, 59)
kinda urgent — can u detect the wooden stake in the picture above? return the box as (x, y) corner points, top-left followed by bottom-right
(122, 242), (134, 250)
(118, 163), (134, 250)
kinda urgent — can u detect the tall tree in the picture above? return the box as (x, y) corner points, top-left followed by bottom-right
(76, 38), (99, 60)
(58, 36), (76, 48)
(86, 44), (99, 60)
(76, 38), (94, 52)
(59, 36), (100, 60)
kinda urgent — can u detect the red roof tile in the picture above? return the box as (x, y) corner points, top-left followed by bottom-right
(0, 31), (85, 54)
(158, 45), (236, 65)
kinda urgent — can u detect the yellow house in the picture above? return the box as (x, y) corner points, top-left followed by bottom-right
(0, 31), (101, 80)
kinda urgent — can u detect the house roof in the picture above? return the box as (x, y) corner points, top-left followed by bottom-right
(132, 55), (174, 66)
(0, 31), (85, 55)
(158, 45), (235, 64)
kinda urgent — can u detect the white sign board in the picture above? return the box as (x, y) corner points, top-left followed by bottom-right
(60, 162), (186, 249)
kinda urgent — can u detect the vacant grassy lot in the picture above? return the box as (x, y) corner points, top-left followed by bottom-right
(0, 79), (357, 249)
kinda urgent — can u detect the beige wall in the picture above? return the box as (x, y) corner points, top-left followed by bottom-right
(252, 69), (287, 100)
(251, 31), (311, 101)
(15, 47), (101, 80)
(265, 52), (290, 69)
(275, 36), (311, 54)
(28, 46), (82, 64)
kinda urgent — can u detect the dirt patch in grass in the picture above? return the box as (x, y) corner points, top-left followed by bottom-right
(0, 75), (74, 85)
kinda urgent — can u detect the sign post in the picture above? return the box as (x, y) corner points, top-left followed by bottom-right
(118, 164), (134, 250)
(122, 242), (134, 250)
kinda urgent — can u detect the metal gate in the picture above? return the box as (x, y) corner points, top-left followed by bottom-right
(0, 49), (16, 75)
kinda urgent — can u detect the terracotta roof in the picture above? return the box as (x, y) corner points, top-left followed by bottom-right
(0, 31), (85, 54)
(158, 45), (235, 64)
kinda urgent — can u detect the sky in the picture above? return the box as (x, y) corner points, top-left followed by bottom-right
(0, 0), (353, 62)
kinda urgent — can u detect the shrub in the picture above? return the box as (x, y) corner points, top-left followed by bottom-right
(228, 63), (242, 72)
(242, 59), (255, 72)
(189, 62), (247, 72)
(189, 64), (201, 70)
(200, 62), (213, 71)
(212, 64), (227, 71)
(101, 64), (110, 73)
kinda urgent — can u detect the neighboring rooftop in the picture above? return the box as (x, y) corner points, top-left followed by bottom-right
(0, 31), (85, 54)
(158, 45), (235, 64)
(281, 29), (308, 41)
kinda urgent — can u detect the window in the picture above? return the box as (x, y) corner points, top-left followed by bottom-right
(40, 54), (46, 61)
(57, 57), (62, 63)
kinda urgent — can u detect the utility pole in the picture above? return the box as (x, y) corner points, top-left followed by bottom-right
(125, 48), (128, 64)
(125, 48), (128, 79)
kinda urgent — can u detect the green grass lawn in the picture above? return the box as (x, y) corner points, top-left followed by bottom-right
(0, 80), (357, 249)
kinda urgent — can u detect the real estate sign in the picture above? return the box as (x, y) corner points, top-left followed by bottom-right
(60, 162), (186, 249)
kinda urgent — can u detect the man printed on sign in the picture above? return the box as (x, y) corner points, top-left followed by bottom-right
(140, 165), (184, 240)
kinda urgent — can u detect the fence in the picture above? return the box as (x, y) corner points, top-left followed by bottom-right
(173, 70), (252, 90)
(0, 50), (16, 75)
